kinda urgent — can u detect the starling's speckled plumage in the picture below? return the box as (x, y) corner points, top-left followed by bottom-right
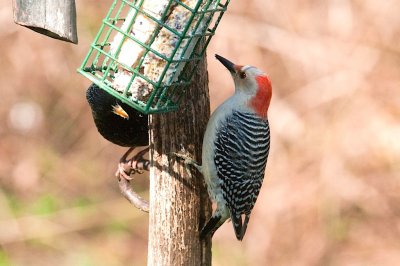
(86, 83), (148, 147)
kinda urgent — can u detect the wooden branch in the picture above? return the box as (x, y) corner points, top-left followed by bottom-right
(148, 54), (212, 265)
(12, 0), (78, 44)
(118, 176), (149, 213)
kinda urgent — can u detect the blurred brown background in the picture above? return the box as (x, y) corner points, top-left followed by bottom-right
(1, 0), (399, 265)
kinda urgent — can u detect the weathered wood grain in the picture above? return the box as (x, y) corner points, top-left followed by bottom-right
(12, 0), (78, 44)
(148, 53), (212, 265)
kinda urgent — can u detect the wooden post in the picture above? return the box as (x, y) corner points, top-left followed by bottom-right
(148, 54), (212, 265)
(12, 0), (78, 44)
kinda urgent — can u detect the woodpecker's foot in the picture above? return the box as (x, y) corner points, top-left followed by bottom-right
(172, 152), (202, 178)
(173, 152), (201, 171)
(115, 147), (150, 213)
(116, 147), (150, 180)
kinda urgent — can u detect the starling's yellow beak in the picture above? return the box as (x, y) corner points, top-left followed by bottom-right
(112, 104), (129, 120)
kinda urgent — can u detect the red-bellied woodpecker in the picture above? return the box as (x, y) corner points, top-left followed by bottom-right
(178, 54), (272, 240)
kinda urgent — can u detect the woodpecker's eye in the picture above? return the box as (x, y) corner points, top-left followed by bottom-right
(239, 71), (247, 79)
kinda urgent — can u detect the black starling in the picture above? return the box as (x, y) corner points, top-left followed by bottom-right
(86, 83), (150, 208)
(86, 83), (149, 147)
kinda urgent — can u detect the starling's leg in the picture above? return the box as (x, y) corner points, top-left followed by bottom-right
(116, 147), (135, 181)
(116, 147), (150, 213)
(130, 147), (150, 174)
(116, 147), (150, 180)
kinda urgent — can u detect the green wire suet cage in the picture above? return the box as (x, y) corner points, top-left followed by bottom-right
(78, 0), (230, 114)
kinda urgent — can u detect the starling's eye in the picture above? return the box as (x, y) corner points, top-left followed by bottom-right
(239, 71), (247, 79)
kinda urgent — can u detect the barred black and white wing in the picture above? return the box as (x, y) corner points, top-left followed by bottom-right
(214, 111), (270, 240)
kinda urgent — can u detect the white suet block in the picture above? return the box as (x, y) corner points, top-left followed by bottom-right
(110, 0), (219, 102)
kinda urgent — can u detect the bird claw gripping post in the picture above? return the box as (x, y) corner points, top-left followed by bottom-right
(78, 0), (230, 114)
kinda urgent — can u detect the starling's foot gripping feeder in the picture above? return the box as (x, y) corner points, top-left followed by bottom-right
(116, 147), (150, 212)
(117, 147), (150, 180)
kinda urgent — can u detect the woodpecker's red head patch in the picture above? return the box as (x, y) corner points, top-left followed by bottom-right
(249, 75), (272, 119)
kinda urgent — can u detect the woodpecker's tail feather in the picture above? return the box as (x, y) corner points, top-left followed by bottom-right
(231, 214), (251, 241)
(200, 215), (222, 239)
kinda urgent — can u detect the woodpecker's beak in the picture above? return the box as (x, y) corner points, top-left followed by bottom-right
(215, 54), (236, 73)
(112, 104), (129, 120)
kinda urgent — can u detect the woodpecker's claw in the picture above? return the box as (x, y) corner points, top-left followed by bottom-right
(173, 152), (193, 165)
(173, 152), (202, 173)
